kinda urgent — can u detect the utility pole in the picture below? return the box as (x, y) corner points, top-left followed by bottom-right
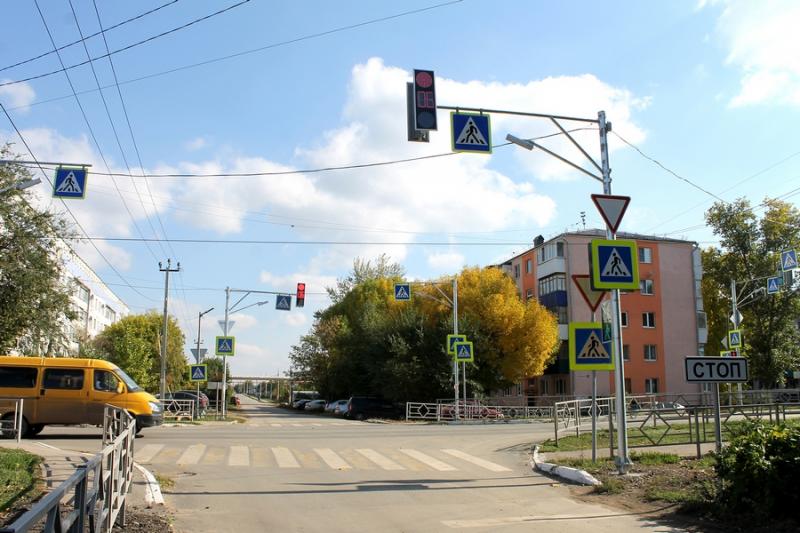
(159, 259), (180, 405)
(195, 307), (214, 416)
(222, 287), (231, 418)
(453, 277), (460, 420)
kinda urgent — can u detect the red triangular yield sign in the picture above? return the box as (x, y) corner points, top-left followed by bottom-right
(571, 274), (607, 313)
(591, 194), (630, 233)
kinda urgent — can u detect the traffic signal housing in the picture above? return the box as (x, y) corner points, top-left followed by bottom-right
(296, 283), (305, 308)
(413, 69), (437, 131)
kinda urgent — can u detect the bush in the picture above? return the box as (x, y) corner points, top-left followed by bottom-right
(715, 421), (800, 519)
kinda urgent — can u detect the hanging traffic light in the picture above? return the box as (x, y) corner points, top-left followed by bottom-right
(296, 283), (306, 308)
(413, 69), (437, 131)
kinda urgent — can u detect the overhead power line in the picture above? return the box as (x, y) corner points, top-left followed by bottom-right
(62, 237), (531, 246)
(0, 0), (180, 74)
(4, 0), (464, 107)
(0, 0), (252, 89)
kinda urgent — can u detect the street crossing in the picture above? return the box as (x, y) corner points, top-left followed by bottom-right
(134, 443), (513, 473)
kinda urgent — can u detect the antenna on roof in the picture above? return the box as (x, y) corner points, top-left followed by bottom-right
(580, 211), (586, 230)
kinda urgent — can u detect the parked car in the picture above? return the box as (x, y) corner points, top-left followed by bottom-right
(345, 397), (398, 421)
(329, 399), (349, 415)
(304, 399), (327, 412)
(292, 399), (311, 409)
(654, 401), (686, 415)
(174, 390), (209, 409)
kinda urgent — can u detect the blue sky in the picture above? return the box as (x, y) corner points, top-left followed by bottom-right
(2, 0), (800, 378)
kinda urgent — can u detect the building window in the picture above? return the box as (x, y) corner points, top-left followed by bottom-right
(621, 312), (628, 327)
(538, 274), (566, 296)
(514, 264), (520, 279)
(537, 241), (565, 264)
(644, 344), (657, 361)
(526, 288), (534, 301)
(553, 306), (568, 324)
(623, 345), (630, 361)
(642, 312), (656, 328)
(645, 378), (659, 394)
(555, 378), (566, 395)
(639, 247), (652, 264)
(698, 343), (705, 356)
(624, 378), (632, 394)
(697, 311), (707, 329)
(540, 379), (549, 395)
(640, 279), (654, 295)
(526, 259), (532, 274)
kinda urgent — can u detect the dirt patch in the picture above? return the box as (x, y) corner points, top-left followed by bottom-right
(120, 505), (173, 532)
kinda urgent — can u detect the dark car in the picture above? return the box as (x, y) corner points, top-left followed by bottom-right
(156, 391), (205, 414)
(175, 390), (209, 409)
(345, 397), (398, 421)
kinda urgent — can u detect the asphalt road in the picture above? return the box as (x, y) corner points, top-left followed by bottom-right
(32, 396), (684, 532)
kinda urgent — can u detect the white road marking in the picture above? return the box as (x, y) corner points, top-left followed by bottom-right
(177, 444), (206, 465)
(314, 448), (351, 470)
(441, 449), (511, 472)
(291, 423), (304, 427)
(228, 445), (250, 466)
(135, 444), (164, 463)
(270, 423), (282, 427)
(400, 449), (457, 471)
(272, 447), (300, 468)
(356, 449), (404, 470)
(442, 513), (626, 528)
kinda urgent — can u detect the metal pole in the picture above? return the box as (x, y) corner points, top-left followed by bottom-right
(159, 260), (179, 405)
(222, 287), (230, 419)
(731, 280), (743, 404)
(591, 370), (597, 462)
(196, 311), (202, 418)
(713, 383), (722, 453)
(599, 111), (630, 473)
(453, 276), (460, 420)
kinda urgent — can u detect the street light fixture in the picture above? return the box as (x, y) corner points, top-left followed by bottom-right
(195, 307), (214, 417)
(0, 177), (41, 195)
(505, 134), (535, 151)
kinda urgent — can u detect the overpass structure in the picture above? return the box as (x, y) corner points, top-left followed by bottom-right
(228, 376), (289, 382)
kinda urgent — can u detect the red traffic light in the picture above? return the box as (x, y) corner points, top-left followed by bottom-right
(296, 283), (306, 307)
(413, 69), (437, 131)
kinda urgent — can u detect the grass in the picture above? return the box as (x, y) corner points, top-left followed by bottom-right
(0, 448), (43, 512)
(154, 472), (175, 490)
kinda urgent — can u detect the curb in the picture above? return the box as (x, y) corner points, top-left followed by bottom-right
(530, 445), (601, 486)
(133, 463), (165, 507)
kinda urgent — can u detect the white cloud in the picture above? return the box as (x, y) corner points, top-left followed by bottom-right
(0, 81), (35, 112)
(284, 313), (308, 327)
(184, 137), (208, 151)
(426, 251), (465, 272)
(259, 270), (338, 293)
(707, 0), (800, 107)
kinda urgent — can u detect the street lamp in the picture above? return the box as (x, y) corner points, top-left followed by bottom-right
(0, 177), (41, 194)
(195, 307), (214, 416)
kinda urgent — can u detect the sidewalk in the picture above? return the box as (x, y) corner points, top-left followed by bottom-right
(542, 441), (718, 461)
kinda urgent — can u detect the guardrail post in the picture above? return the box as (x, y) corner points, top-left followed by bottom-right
(553, 404), (559, 446)
(694, 409), (701, 459)
(608, 403), (614, 456)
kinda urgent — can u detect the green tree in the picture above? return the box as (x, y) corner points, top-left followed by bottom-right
(0, 147), (75, 354)
(703, 198), (800, 387)
(91, 311), (187, 393)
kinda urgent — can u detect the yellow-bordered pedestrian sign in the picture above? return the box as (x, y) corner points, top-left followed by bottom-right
(569, 322), (615, 371)
(590, 239), (639, 290)
(453, 341), (474, 362)
(446, 334), (467, 355)
(215, 336), (235, 356)
(728, 329), (742, 349)
(451, 112), (492, 154)
(189, 364), (208, 382)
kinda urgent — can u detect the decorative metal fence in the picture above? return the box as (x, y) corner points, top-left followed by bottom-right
(406, 401), (553, 422)
(0, 406), (136, 533)
(0, 397), (25, 443)
(161, 398), (197, 421)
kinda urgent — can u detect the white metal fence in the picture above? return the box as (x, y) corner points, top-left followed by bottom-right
(1, 406), (136, 533)
(161, 398), (197, 420)
(406, 401), (553, 422)
(0, 397), (25, 443)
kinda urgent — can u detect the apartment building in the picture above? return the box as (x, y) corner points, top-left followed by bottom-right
(501, 229), (707, 399)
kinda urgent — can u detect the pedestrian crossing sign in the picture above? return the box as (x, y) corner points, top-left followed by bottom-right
(53, 166), (88, 199)
(569, 322), (615, 371)
(590, 239), (639, 290)
(781, 250), (797, 271)
(728, 329), (742, 349)
(394, 283), (411, 301)
(446, 334), (467, 355)
(767, 276), (781, 294)
(189, 364), (208, 382)
(453, 341), (474, 362)
(215, 336), (235, 356)
(451, 112), (492, 154)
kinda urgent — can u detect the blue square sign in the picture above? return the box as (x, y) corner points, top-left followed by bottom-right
(590, 239), (639, 290)
(394, 283), (411, 301)
(451, 112), (492, 154)
(53, 167), (87, 199)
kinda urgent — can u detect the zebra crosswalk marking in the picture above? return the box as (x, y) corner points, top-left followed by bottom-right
(314, 448), (351, 470)
(272, 447), (300, 468)
(399, 449), (457, 471)
(228, 446), (250, 466)
(356, 449), (404, 471)
(135, 444), (163, 463)
(177, 444), (206, 465)
(441, 449), (511, 472)
(270, 423), (282, 427)
(203, 446), (227, 465)
(339, 449), (375, 470)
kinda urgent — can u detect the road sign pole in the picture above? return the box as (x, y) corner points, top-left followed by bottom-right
(453, 276), (460, 420)
(222, 287), (230, 419)
(589, 310), (597, 463)
(599, 111), (630, 473)
(730, 279), (743, 404)
(712, 383), (722, 453)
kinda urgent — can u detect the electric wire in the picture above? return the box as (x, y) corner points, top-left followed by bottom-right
(3, 0), (464, 109)
(0, 0), (180, 74)
(0, 0), (252, 89)
(0, 101), (157, 302)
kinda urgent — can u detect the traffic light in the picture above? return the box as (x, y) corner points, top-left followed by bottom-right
(296, 283), (305, 308)
(413, 69), (437, 131)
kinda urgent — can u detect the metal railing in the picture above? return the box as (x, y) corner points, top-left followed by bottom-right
(0, 397), (25, 443)
(551, 392), (800, 456)
(406, 401), (553, 422)
(161, 398), (197, 420)
(1, 406), (136, 533)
